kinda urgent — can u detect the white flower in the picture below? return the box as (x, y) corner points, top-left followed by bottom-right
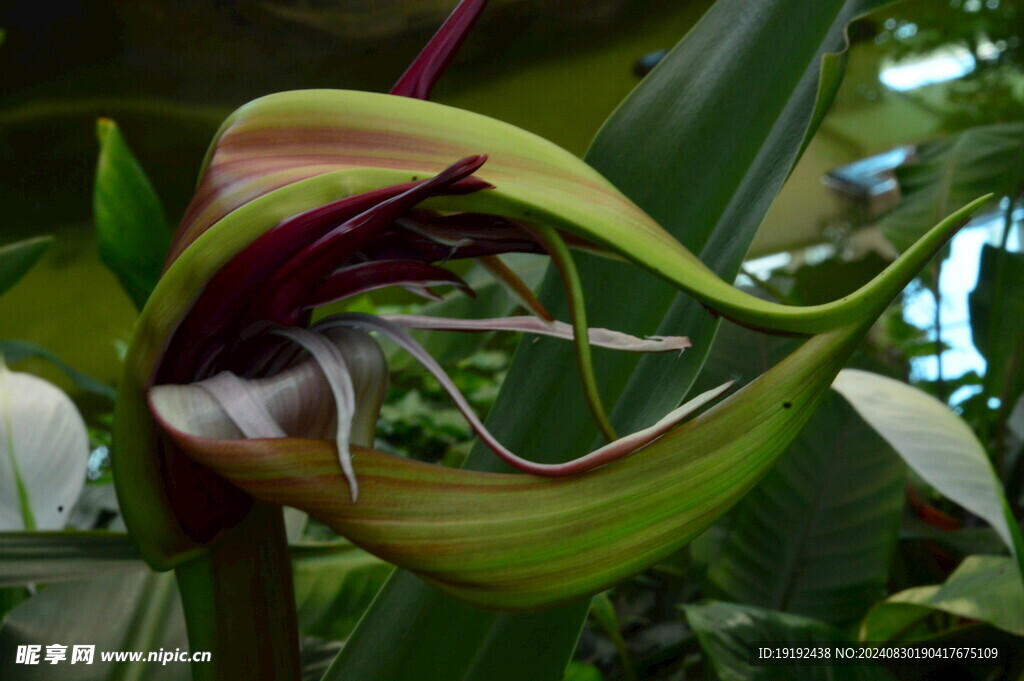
(0, 361), (88, 530)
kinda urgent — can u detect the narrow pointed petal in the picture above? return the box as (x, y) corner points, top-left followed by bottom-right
(304, 260), (474, 309)
(315, 314), (703, 476)
(271, 328), (360, 501)
(251, 156), (487, 324)
(390, 0), (491, 100)
(477, 255), (553, 321)
(381, 315), (689, 353)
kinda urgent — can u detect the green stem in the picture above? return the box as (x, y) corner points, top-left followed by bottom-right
(930, 259), (946, 404)
(528, 224), (618, 442)
(175, 502), (300, 681)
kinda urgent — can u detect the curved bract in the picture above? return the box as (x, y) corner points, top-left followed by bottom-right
(123, 187), (985, 586)
(173, 89), (966, 336)
(114, 86), (989, 566)
(164, 320), (864, 610)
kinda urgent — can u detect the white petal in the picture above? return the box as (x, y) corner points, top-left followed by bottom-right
(0, 364), (88, 530)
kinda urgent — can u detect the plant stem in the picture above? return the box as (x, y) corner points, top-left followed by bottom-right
(930, 259), (946, 404)
(175, 501), (300, 681)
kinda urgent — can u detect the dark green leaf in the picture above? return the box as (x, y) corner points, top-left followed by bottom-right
(860, 555), (1024, 640)
(0, 339), (116, 401)
(969, 244), (1024, 406)
(93, 118), (171, 310)
(0, 236), (51, 297)
(0, 569), (188, 680)
(684, 601), (895, 681)
(0, 531), (141, 587)
(330, 1), (899, 679)
(880, 122), (1024, 252)
(290, 541), (392, 642)
(562, 662), (602, 681)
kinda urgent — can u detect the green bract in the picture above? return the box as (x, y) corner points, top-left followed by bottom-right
(113, 84), (990, 584)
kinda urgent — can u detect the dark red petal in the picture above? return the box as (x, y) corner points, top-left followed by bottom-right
(304, 260), (475, 308)
(164, 166), (489, 383)
(391, 0), (491, 100)
(253, 156), (487, 324)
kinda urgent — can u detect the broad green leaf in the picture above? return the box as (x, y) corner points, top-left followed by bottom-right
(290, 541), (392, 642)
(94, 118), (172, 310)
(0, 364), (88, 531)
(0, 569), (188, 681)
(322, 571), (585, 681)
(881, 122), (1024, 252)
(969, 244), (1024, 406)
(323, 1), (920, 678)
(0, 531), (141, 586)
(684, 601), (895, 681)
(587, 0), (902, 437)
(0, 339), (116, 401)
(860, 555), (1024, 640)
(0, 530), (391, 646)
(832, 369), (1024, 577)
(0, 236), (51, 297)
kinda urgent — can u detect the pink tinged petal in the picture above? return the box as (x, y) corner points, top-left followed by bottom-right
(303, 260), (475, 309)
(314, 314), (718, 476)
(272, 327), (360, 502)
(196, 372), (287, 439)
(380, 314), (691, 353)
(391, 0), (492, 100)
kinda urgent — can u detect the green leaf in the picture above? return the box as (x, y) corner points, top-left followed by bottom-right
(832, 369), (1024, 578)
(0, 569), (188, 681)
(0, 531), (390, 646)
(860, 556), (1024, 640)
(0, 236), (51, 297)
(684, 601), (895, 681)
(969, 244), (1024, 405)
(290, 541), (392, 642)
(93, 118), (171, 310)
(324, 572), (585, 680)
(0, 531), (141, 587)
(880, 122), (1024, 252)
(590, 0), (900, 438)
(562, 662), (602, 681)
(0, 339), (116, 401)
(327, 1), (910, 678)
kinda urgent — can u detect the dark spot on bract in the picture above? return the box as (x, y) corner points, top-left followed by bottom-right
(57, 505), (64, 512)
(782, 402), (792, 409)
